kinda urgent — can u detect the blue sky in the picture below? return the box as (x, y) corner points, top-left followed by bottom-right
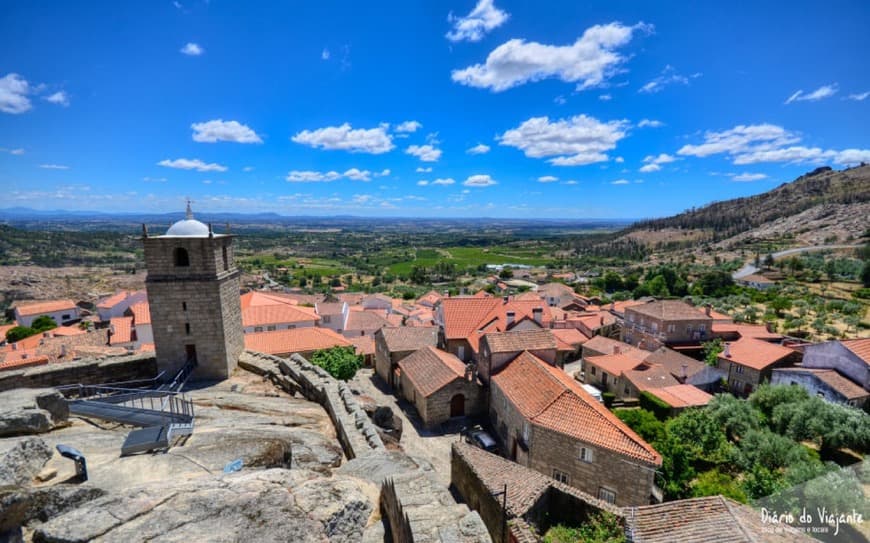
(1, 0), (868, 219)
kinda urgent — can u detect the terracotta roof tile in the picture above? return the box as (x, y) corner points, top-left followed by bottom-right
(397, 346), (469, 397)
(244, 327), (351, 356)
(842, 338), (870, 365)
(484, 329), (557, 353)
(583, 336), (648, 360)
(441, 298), (502, 339)
(345, 310), (391, 332)
(240, 292), (319, 328)
(773, 368), (869, 400)
(551, 328), (589, 350)
(493, 351), (661, 465)
(648, 384), (713, 408)
(127, 301), (152, 325)
(627, 300), (714, 321)
(586, 353), (647, 376)
(96, 290), (140, 309)
(15, 300), (77, 316)
(379, 327), (439, 353)
(109, 316), (134, 344)
(712, 323), (782, 340)
(643, 347), (707, 379)
(50, 325), (87, 337)
(719, 337), (796, 371)
(624, 364), (681, 391)
(350, 336), (375, 356)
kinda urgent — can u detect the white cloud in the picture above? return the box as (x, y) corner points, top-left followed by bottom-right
(463, 174), (497, 187)
(158, 158), (227, 172)
(563, 180), (578, 185)
(847, 91), (869, 101)
(445, 0), (509, 42)
(406, 144), (442, 162)
(39, 164), (70, 170)
(637, 119), (664, 128)
(1, 147), (25, 155)
(432, 178), (456, 186)
(498, 114), (628, 166)
(286, 168), (385, 182)
(678, 123), (870, 166)
(321, 48), (330, 60)
(243, 166), (255, 172)
(142, 176), (167, 183)
(191, 119), (263, 143)
(599, 94), (612, 101)
(43, 91), (69, 107)
(416, 166), (433, 173)
(639, 153), (676, 172)
(614, 156), (624, 163)
(292, 123), (394, 154)
(395, 120), (422, 133)
(554, 95), (567, 105)
(537, 175), (558, 183)
(467, 143), (491, 154)
(639, 65), (700, 93)
(731, 172), (768, 182)
(417, 180), (429, 186)
(611, 179), (630, 185)
(785, 83), (837, 104)
(451, 22), (652, 92)
(180, 42), (204, 56)
(0, 73), (32, 114)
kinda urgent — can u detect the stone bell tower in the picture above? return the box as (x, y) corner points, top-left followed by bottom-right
(142, 202), (243, 380)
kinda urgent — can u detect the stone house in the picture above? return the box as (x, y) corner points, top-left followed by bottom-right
(799, 338), (870, 391)
(643, 346), (726, 392)
(490, 351), (661, 506)
(736, 274), (777, 290)
(477, 329), (557, 383)
(373, 327), (439, 388)
(716, 337), (801, 397)
(622, 300), (713, 350)
(436, 297), (552, 363)
(314, 302), (348, 334)
(771, 367), (869, 408)
(396, 346), (482, 427)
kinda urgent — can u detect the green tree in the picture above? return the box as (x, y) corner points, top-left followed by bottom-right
(309, 346), (362, 381)
(543, 512), (626, 543)
(862, 260), (870, 288)
(614, 408), (666, 444)
(707, 394), (761, 441)
(667, 408), (732, 464)
(692, 469), (748, 503)
(602, 271), (624, 293)
(5, 325), (37, 343)
(697, 270), (735, 297)
(769, 296), (792, 318)
(701, 338), (724, 367)
(31, 315), (58, 332)
(646, 275), (670, 297)
(749, 384), (809, 421)
(656, 434), (696, 500)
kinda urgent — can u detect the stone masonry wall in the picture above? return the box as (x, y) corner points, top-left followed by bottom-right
(0, 353), (157, 392)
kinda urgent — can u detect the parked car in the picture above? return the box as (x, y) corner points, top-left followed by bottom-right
(465, 428), (498, 453)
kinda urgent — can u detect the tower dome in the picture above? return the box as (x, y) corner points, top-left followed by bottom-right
(165, 201), (210, 237)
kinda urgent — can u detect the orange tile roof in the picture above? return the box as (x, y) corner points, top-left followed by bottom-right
(0, 352), (50, 371)
(719, 337), (795, 370)
(484, 329), (557, 353)
(345, 310), (391, 332)
(240, 291), (319, 327)
(127, 301), (152, 325)
(417, 290), (442, 306)
(575, 312), (617, 330)
(627, 300), (713, 321)
(493, 351), (661, 465)
(0, 323), (17, 340)
(15, 300), (77, 316)
(624, 364), (681, 391)
(398, 346), (469, 397)
(97, 290), (134, 309)
(350, 335), (375, 356)
(244, 327), (351, 356)
(648, 384), (713, 409)
(711, 323), (781, 340)
(586, 353), (647, 376)
(1, 333), (43, 353)
(441, 298), (502, 339)
(582, 336), (648, 360)
(551, 328), (589, 350)
(139, 343), (156, 352)
(109, 316), (134, 344)
(379, 327), (439, 352)
(774, 368), (868, 400)
(841, 338), (870, 365)
(51, 325), (87, 337)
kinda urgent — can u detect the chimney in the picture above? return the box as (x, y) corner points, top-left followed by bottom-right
(533, 307), (543, 325)
(724, 342), (731, 358)
(60, 344), (68, 357)
(503, 296), (509, 304)
(600, 316), (604, 326)
(613, 345), (621, 355)
(705, 304), (712, 317)
(21, 353), (28, 359)
(680, 363), (688, 380)
(11, 343), (18, 351)
(506, 311), (515, 327)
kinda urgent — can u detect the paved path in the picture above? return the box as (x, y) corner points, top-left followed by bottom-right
(348, 368), (465, 487)
(732, 244), (861, 279)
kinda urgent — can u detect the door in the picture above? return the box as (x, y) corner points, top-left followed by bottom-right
(450, 394), (465, 418)
(185, 344), (197, 363)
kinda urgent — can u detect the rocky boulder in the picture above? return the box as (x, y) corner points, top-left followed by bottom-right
(0, 437), (53, 490)
(0, 389), (68, 438)
(32, 469), (377, 543)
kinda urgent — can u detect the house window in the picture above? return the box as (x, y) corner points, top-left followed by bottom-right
(552, 469), (569, 484)
(522, 422), (530, 443)
(457, 345), (465, 360)
(254, 326), (263, 333)
(267, 325), (276, 331)
(735, 366), (744, 374)
(62, 314), (70, 321)
(288, 325), (296, 330)
(651, 322), (658, 332)
(185, 323), (191, 335)
(667, 324), (675, 333)
(173, 247), (190, 267)
(590, 366), (596, 375)
(686, 324), (694, 333)
(598, 487), (616, 504)
(699, 324), (706, 332)
(580, 446), (594, 463)
(323, 315), (331, 324)
(503, 395), (507, 411)
(624, 386), (630, 395)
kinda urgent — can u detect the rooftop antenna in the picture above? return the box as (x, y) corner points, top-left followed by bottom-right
(185, 197), (194, 220)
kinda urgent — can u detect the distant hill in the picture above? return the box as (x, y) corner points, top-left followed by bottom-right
(630, 164), (870, 239)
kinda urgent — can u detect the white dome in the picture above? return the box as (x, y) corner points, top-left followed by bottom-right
(165, 219), (210, 237)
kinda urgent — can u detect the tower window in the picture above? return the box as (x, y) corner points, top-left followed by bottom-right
(222, 246), (229, 271)
(182, 302), (187, 311)
(185, 323), (191, 335)
(174, 247), (190, 267)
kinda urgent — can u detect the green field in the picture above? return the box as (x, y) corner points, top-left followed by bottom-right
(386, 246), (555, 275)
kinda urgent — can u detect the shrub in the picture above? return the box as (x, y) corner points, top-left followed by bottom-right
(31, 315), (58, 333)
(639, 391), (671, 420)
(309, 346), (362, 381)
(601, 392), (615, 408)
(5, 326), (37, 343)
(614, 408), (666, 444)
